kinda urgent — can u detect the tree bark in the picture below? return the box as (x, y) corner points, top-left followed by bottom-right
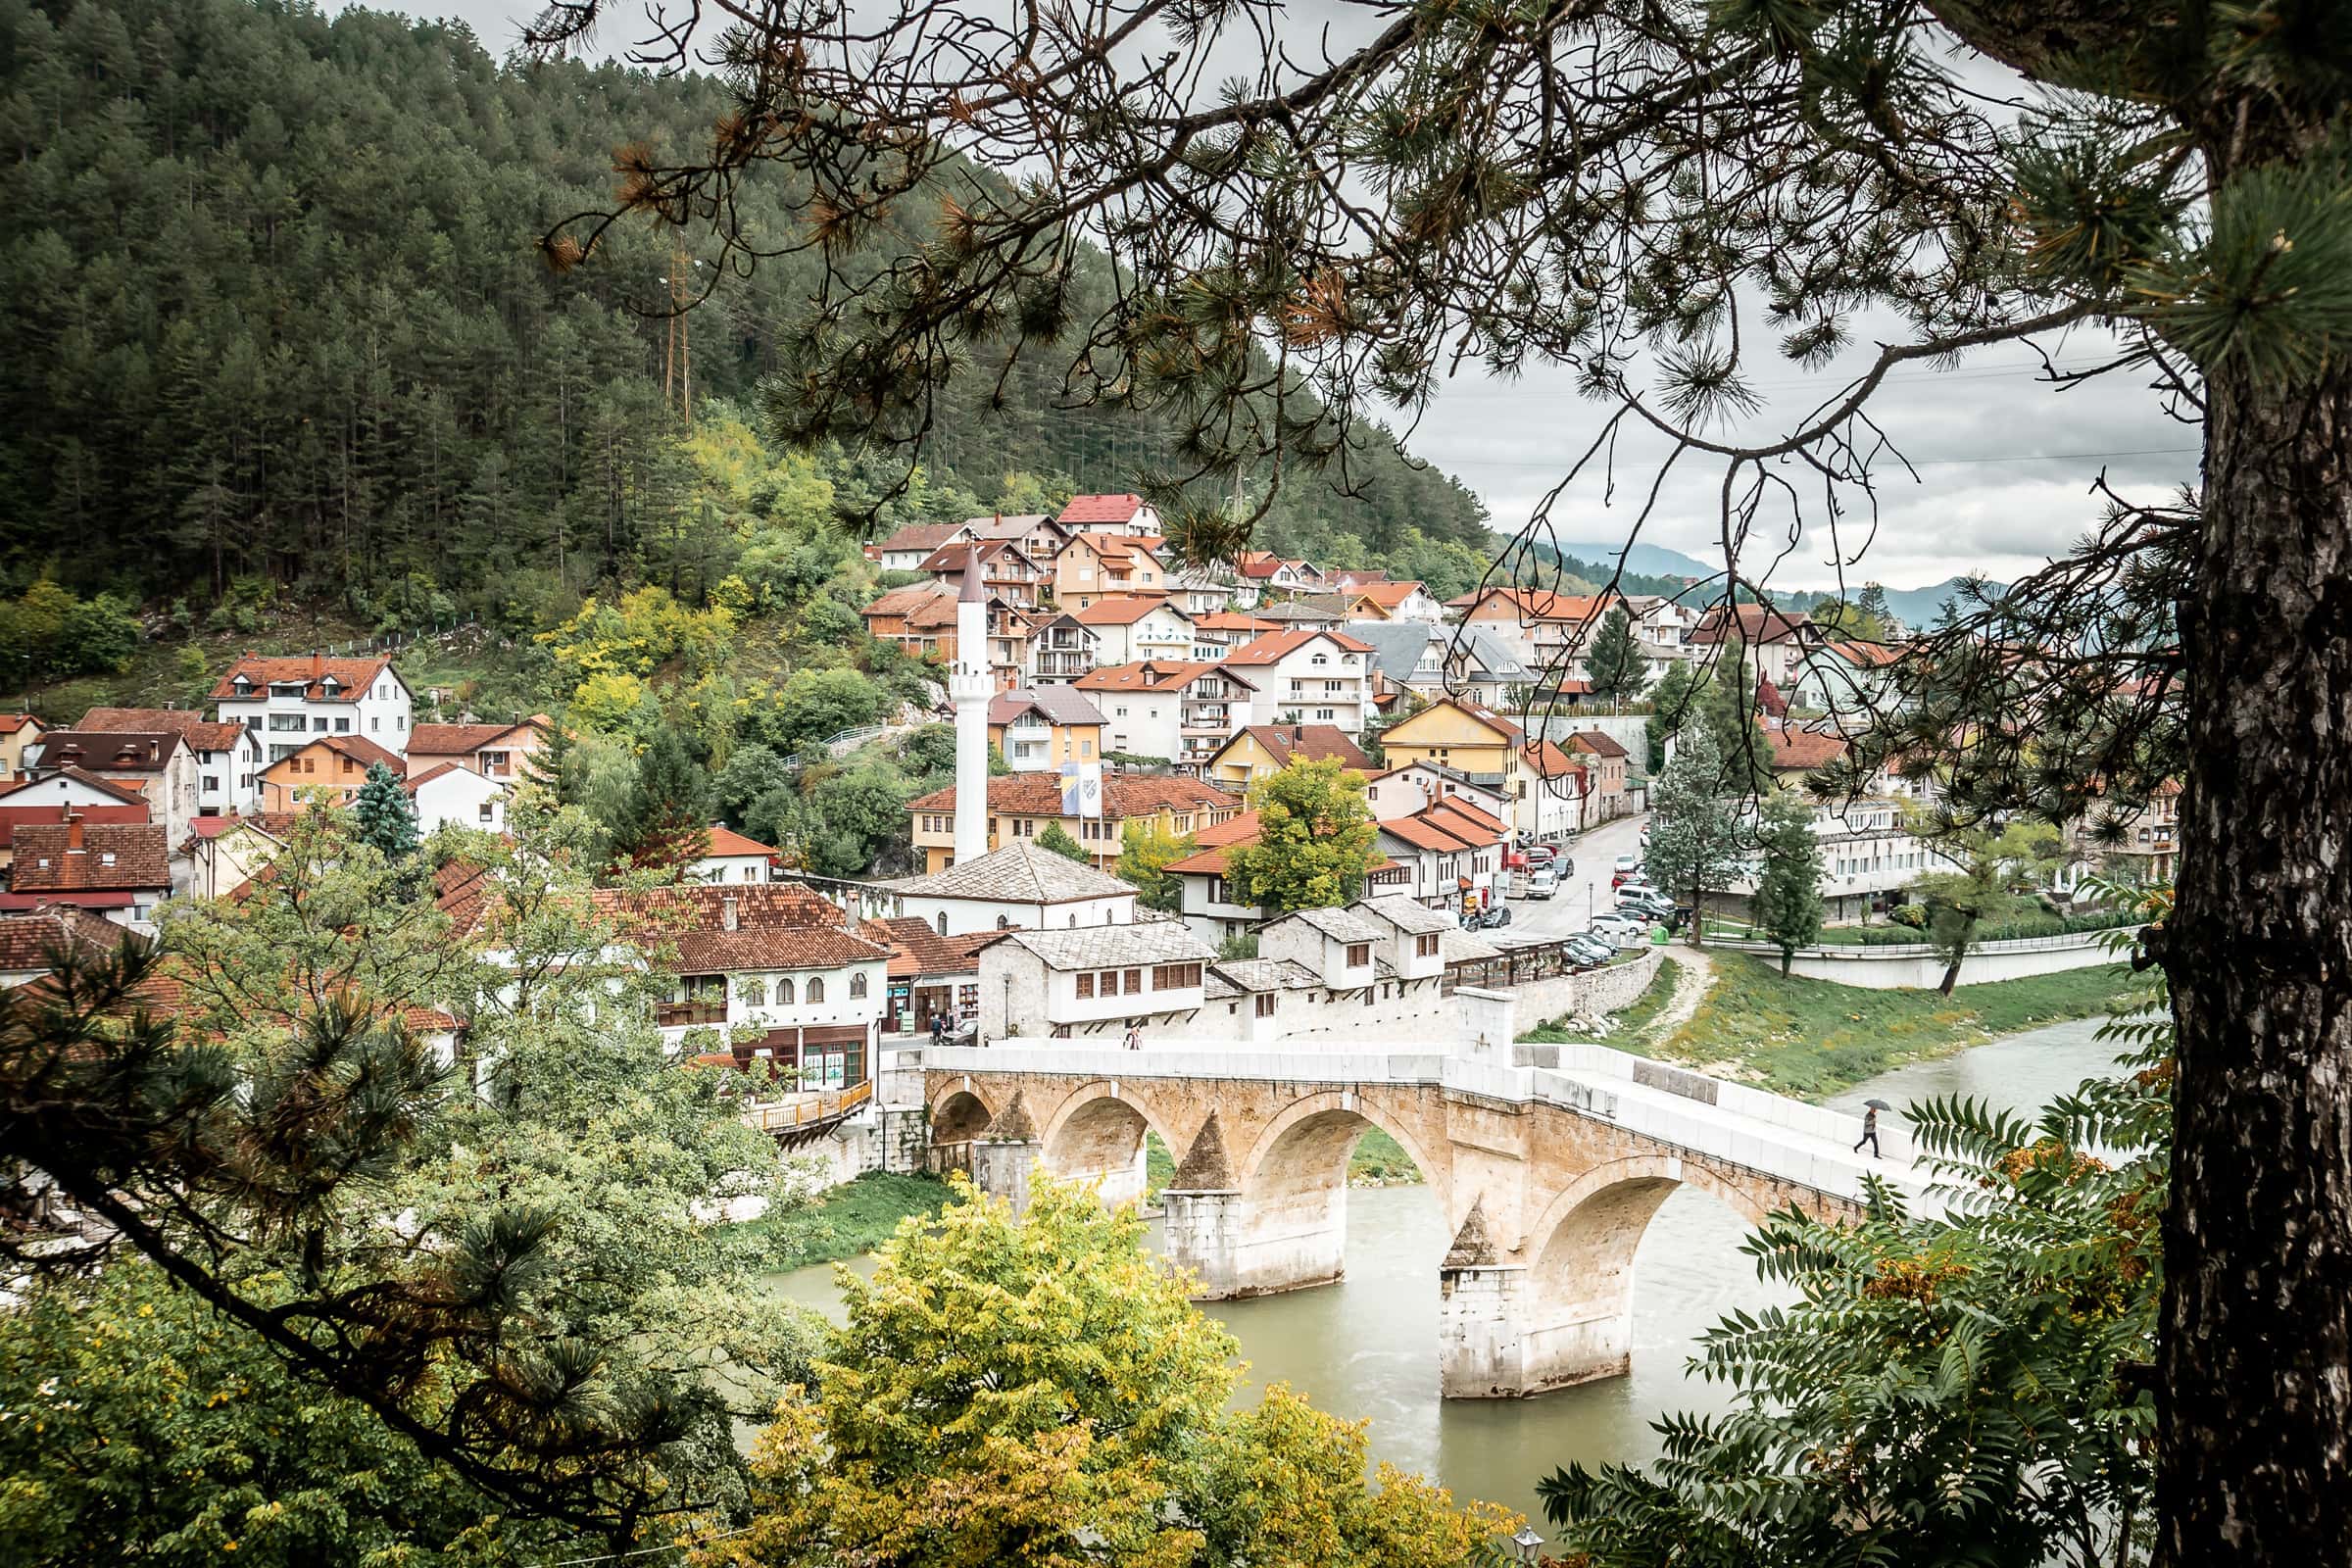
(2160, 358), (2352, 1564)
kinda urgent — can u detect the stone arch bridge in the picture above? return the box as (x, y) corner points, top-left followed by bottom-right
(924, 1040), (1924, 1397)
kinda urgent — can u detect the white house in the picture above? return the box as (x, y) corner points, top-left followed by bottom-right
(1719, 797), (1963, 923)
(1216, 628), (1374, 737)
(1165, 565), (1240, 617)
(75, 708), (264, 815)
(691, 824), (779, 884)
(24, 728), (202, 852)
(597, 883), (889, 1086)
(1361, 760), (1511, 826)
(975, 917), (1213, 1041)
(213, 654), (415, 760)
(1074, 660), (1239, 761)
(406, 762), (511, 836)
(879, 840), (1140, 937)
(1055, 492), (1164, 537)
(872, 519), (974, 572)
(1069, 596), (1199, 664)
(1789, 639), (1905, 720)
(1374, 794), (1510, 910)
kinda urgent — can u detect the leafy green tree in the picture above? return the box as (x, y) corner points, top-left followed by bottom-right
(1751, 790), (1825, 973)
(1699, 639), (1773, 795)
(729, 1176), (1516, 1568)
(352, 759), (421, 864)
(1855, 582), (1891, 631)
(754, 666), (886, 751)
(1224, 758), (1379, 914)
(56, 591), (140, 674)
(5, 806), (814, 1551)
(1116, 817), (1197, 910)
(1811, 598), (1886, 644)
(1036, 820), (1090, 862)
(1643, 725), (1745, 946)
(1911, 819), (2067, 995)
(1544, 906), (2170, 1568)
(613, 724), (712, 872)
(715, 741), (794, 824)
(1642, 661), (1698, 774)
(1584, 605), (1649, 702)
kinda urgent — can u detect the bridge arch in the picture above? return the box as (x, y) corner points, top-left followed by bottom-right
(1513, 1155), (1772, 1393)
(927, 1086), (996, 1147)
(1222, 1090), (1451, 1297)
(1036, 1080), (1185, 1210)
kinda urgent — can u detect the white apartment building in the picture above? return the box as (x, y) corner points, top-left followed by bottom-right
(213, 654), (414, 761)
(1217, 629), (1374, 737)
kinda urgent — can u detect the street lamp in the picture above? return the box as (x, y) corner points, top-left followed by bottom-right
(1511, 1525), (1545, 1564)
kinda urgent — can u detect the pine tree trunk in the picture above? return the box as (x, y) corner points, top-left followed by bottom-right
(2158, 360), (2352, 1564)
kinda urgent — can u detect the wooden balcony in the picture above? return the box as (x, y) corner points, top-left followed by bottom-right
(656, 1001), (729, 1028)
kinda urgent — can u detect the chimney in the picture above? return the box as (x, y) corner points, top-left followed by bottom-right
(311, 651), (324, 679)
(66, 813), (84, 852)
(721, 893), (740, 932)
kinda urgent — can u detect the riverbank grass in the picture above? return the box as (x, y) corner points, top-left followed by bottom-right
(1519, 956), (1680, 1053)
(734, 1171), (951, 1269)
(1658, 954), (2140, 1100)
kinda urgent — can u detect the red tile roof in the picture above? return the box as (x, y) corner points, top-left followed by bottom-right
(876, 521), (970, 555)
(1566, 728), (1630, 759)
(265, 733), (406, 775)
(0, 906), (139, 971)
(1057, 493), (1149, 525)
(592, 883), (886, 972)
(1219, 725), (1369, 772)
(907, 772), (1238, 818)
(11, 823), (172, 893)
(0, 767), (151, 808)
(1458, 587), (1619, 623)
(401, 761), (466, 791)
(1521, 740), (1589, 782)
(410, 719), (545, 755)
(861, 581), (962, 629)
(30, 731), (187, 774)
(74, 709), (246, 752)
(213, 654), (398, 703)
(1193, 611), (1280, 633)
(1073, 660), (1229, 695)
(1347, 580), (1423, 609)
(1691, 604), (1814, 645)
(0, 714), (37, 735)
(1826, 639), (1903, 666)
(704, 824), (777, 858)
(859, 916), (998, 980)
(1220, 628), (1374, 664)
(1765, 723), (1848, 771)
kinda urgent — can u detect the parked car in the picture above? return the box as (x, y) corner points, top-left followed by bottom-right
(1617, 890), (1676, 922)
(1590, 913), (1648, 946)
(1474, 904), (1514, 930)
(1527, 867), (1559, 900)
(1562, 932), (1618, 965)
(1613, 853), (1641, 875)
(1616, 878), (1664, 904)
(1525, 844), (1556, 868)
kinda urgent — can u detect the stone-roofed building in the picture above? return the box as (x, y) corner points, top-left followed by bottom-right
(974, 917), (1213, 1041)
(4, 820), (172, 930)
(880, 839), (1140, 936)
(213, 652), (413, 758)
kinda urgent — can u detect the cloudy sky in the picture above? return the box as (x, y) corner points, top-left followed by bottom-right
(400, 0), (2200, 595)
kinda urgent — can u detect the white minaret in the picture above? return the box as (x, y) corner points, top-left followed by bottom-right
(951, 567), (991, 865)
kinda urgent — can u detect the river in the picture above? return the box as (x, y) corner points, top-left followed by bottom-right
(763, 1015), (2129, 1531)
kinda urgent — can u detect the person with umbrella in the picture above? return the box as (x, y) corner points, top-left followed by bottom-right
(1854, 1099), (1891, 1158)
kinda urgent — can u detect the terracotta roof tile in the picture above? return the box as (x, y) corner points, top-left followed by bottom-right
(703, 824), (778, 858)
(12, 823), (172, 892)
(30, 730), (186, 773)
(1566, 728), (1630, 759)
(213, 655), (397, 703)
(875, 521), (970, 554)
(0, 906), (141, 971)
(1073, 660), (1228, 695)
(75, 710), (246, 751)
(1220, 628), (1373, 664)
(592, 882), (886, 972)
(411, 720), (543, 755)
(1056, 494), (1148, 524)
(1219, 725), (1368, 772)
(907, 772), (1238, 818)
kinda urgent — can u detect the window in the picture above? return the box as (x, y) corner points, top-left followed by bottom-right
(1099, 969), (1120, 996)
(1345, 943), (1370, 966)
(1254, 993), (1277, 1017)
(776, 977), (796, 1004)
(737, 978), (767, 1006)
(1151, 962), (1201, 990)
(1416, 932), (1440, 957)
(1123, 969), (1142, 994)
(1312, 653), (1328, 665)
(203, 776), (219, 793)
(478, 801), (496, 822)
(335, 717), (351, 733)
(1076, 972), (1095, 999)
(936, 912), (949, 935)
(807, 977), (825, 1004)
(396, 716), (405, 730)
(850, 972), (867, 999)
(1316, 709), (1334, 721)
(313, 716), (327, 732)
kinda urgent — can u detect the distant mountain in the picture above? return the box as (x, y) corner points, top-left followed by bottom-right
(1871, 576), (2004, 629)
(1551, 543), (1997, 628)
(1555, 541), (1721, 580)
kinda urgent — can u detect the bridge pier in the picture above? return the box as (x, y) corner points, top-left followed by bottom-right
(970, 1134), (1041, 1214)
(1159, 1189), (1245, 1298)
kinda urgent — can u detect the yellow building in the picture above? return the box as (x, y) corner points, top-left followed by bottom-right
(987, 688), (1106, 773)
(1200, 723), (1369, 790)
(1374, 697), (1526, 793)
(1054, 532), (1165, 611)
(0, 714), (44, 777)
(907, 772), (1240, 873)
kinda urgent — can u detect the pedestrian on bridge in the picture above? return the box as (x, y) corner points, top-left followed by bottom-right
(1124, 1024), (1142, 1051)
(1853, 1101), (1888, 1158)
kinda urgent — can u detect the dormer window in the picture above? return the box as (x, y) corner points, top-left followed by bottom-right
(231, 676), (252, 694)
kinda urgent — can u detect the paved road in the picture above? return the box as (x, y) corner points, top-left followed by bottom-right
(1508, 808), (1650, 939)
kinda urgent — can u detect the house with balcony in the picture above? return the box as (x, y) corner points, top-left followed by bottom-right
(1024, 612), (1101, 684)
(1449, 588), (1622, 680)
(1235, 552), (1332, 596)
(405, 717), (551, 784)
(1054, 493), (1163, 538)
(1717, 797), (1963, 924)
(1055, 532), (1168, 609)
(1342, 579), (1446, 624)
(906, 771), (1240, 874)
(598, 883), (889, 1089)
(989, 687), (1106, 772)
(872, 519), (974, 571)
(862, 583), (1031, 688)
(1690, 603), (1823, 689)
(1073, 660), (1250, 762)
(917, 537), (1052, 611)
(1375, 696), (1525, 794)
(213, 654), (413, 759)
(1069, 595), (1199, 665)
(75, 708), (262, 815)
(1375, 794), (1509, 912)
(962, 512), (1070, 566)
(1215, 628), (1374, 737)
(1191, 610), (1282, 660)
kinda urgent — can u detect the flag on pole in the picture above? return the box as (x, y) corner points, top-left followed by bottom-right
(1059, 761), (1103, 818)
